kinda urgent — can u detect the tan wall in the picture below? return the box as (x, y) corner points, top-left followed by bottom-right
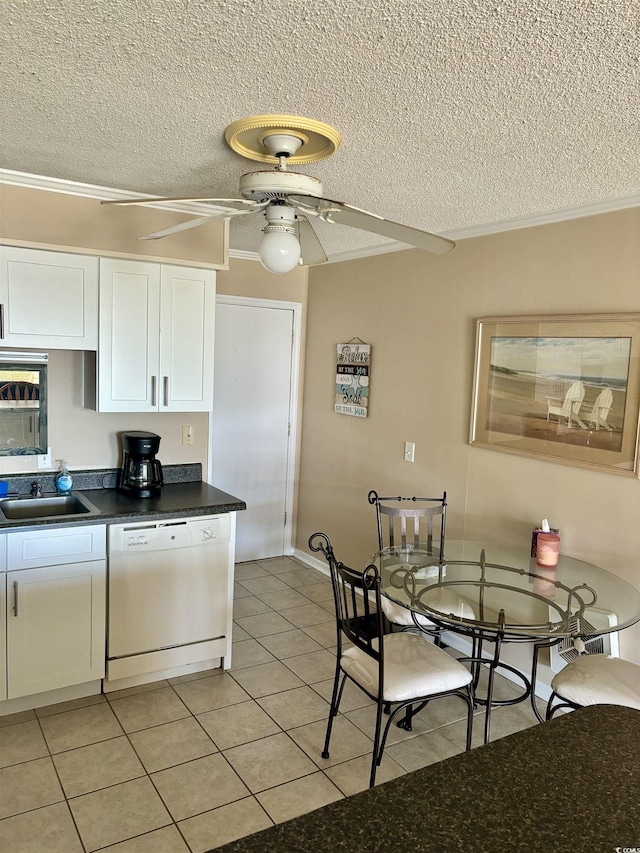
(0, 350), (211, 473)
(0, 184), (227, 268)
(296, 208), (640, 664)
(217, 256), (307, 304)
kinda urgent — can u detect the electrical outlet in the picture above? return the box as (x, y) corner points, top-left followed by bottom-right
(38, 447), (52, 469)
(182, 425), (194, 446)
(404, 441), (415, 463)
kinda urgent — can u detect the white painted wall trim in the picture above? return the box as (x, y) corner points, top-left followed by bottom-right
(293, 547), (331, 577)
(0, 168), (235, 217)
(208, 295), (302, 556)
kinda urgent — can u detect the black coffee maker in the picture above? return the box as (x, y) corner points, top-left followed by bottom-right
(118, 431), (163, 498)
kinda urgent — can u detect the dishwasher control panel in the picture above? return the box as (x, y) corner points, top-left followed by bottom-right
(109, 514), (230, 553)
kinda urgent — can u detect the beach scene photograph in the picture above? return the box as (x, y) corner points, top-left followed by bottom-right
(485, 335), (631, 452)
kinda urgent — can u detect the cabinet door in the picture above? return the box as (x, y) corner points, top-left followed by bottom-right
(159, 266), (215, 411)
(97, 259), (160, 412)
(6, 560), (106, 699)
(0, 247), (98, 349)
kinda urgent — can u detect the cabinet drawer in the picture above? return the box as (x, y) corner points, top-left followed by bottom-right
(7, 525), (106, 570)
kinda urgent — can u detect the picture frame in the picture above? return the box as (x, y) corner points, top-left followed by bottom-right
(469, 313), (640, 477)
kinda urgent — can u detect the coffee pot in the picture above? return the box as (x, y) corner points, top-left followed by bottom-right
(118, 431), (163, 498)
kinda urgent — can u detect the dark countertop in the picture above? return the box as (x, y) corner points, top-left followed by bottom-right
(80, 481), (246, 524)
(214, 705), (640, 853)
(0, 466), (245, 531)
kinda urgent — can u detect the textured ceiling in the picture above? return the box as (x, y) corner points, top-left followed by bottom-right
(1, 0), (638, 258)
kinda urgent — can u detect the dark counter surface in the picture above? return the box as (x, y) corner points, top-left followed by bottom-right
(0, 465), (245, 530)
(214, 705), (640, 853)
(79, 480), (246, 524)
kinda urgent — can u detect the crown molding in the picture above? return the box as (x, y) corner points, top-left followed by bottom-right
(3, 169), (638, 264)
(443, 192), (640, 241)
(228, 249), (260, 262)
(0, 169), (231, 217)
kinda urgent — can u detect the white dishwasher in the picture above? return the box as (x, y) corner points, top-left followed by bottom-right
(106, 514), (234, 686)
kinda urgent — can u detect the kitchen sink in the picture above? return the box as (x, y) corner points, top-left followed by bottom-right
(0, 493), (102, 521)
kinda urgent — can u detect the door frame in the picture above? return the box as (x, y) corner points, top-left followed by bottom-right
(207, 295), (302, 556)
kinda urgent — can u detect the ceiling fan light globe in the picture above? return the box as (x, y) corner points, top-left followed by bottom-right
(258, 230), (301, 273)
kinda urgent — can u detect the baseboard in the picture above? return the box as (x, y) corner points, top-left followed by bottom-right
(293, 547), (330, 577)
(0, 680), (102, 716)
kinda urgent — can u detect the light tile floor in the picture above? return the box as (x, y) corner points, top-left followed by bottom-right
(0, 555), (540, 852)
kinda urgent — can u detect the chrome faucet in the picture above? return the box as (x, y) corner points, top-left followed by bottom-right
(30, 481), (42, 498)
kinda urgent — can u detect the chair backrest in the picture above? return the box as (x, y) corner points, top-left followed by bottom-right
(593, 388), (613, 416)
(563, 380), (585, 412)
(0, 381), (39, 401)
(368, 490), (447, 555)
(308, 532), (384, 670)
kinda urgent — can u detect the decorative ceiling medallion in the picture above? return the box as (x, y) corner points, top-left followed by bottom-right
(224, 114), (342, 164)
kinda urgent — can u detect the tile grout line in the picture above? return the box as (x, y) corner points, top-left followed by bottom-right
(33, 707), (89, 853)
(1, 556), (535, 851)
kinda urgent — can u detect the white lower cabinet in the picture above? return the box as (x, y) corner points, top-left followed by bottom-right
(7, 561), (106, 699)
(5, 525), (106, 700)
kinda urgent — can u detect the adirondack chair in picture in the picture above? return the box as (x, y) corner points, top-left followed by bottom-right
(587, 387), (615, 431)
(546, 380), (587, 429)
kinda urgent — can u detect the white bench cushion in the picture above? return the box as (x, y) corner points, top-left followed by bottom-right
(341, 632), (472, 702)
(551, 654), (640, 710)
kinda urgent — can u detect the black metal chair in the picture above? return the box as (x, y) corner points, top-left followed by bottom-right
(368, 490), (474, 634)
(546, 653), (640, 719)
(0, 381), (39, 401)
(309, 532), (474, 788)
(368, 489), (447, 555)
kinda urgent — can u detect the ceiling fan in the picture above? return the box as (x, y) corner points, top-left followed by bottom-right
(102, 115), (455, 274)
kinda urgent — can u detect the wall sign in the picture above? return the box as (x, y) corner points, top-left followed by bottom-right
(335, 341), (371, 418)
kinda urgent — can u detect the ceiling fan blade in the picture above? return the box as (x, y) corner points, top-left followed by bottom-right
(290, 196), (454, 255)
(102, 197), (260, 211)
(297, 215), (327, 266)
(138, 216), (216, 241)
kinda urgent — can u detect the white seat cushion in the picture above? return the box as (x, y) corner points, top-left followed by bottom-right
(551, 655), (640, 710)
(341, 632), (472, 702)
(381, 598), (435, 627)
(381, 589), (475, 628)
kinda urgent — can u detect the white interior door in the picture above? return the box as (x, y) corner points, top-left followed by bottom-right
(209, 298), (299, 562)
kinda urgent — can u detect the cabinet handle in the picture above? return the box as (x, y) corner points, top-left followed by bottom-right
(151, 375), (157, 407)
(163, 376), (169, 407)
(13, 581), (18, 617)
(0, 303), (4, 339)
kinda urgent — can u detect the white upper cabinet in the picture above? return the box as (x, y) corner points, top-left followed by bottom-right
(159, 265), (216, 410)
(0, 247), (99, 350)
(94, 258), (215, 412)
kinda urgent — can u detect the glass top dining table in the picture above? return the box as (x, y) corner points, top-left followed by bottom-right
(369, 539), (640, 741)
(369, 539), (640, 641)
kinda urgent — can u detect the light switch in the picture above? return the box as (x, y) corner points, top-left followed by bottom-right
(404, 441), (415, 463)
(182, 425), (194, 446)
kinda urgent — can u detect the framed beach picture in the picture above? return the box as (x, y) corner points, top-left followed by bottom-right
(469, 314), (640, 476)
